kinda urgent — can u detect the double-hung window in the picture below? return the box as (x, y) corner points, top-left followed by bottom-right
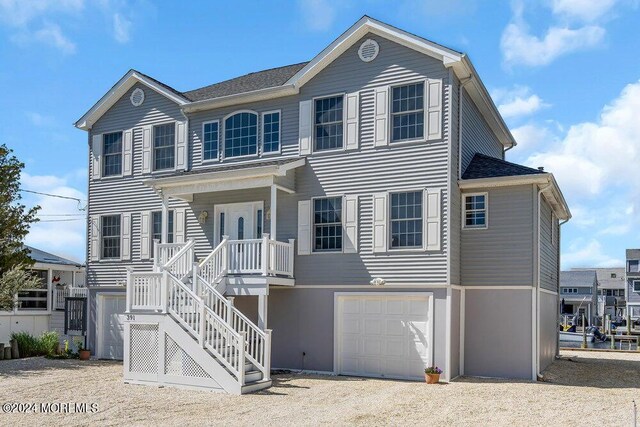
(224, 112), (258, 158)
(391, 82), (424, 143)
(153, 123), (176, 170)
(390, 191), (423, 249)
(152, 210), (174, 251)
(101, 215), (121, 259)
(463, 194), (487, 229)
(628, 260), (639, 273)
(102, 132), (123, 177)
(633, 280), (640, 292)
(203, 121), (219, 161)
(313, 197), (342, 251)
(314, 95), (344, 151)
(262, 111), (280, 154)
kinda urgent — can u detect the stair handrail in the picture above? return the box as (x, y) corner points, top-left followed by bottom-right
(165, 272), (245, 384)
(198, 237), (228, 285)
(164, 239), (195, 278)
(195, 269), (269, 379)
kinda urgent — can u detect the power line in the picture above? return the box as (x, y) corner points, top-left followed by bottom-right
(38, 213), (86, 217)
(20, 189), (87, 211)
(37, 218), (85, 222)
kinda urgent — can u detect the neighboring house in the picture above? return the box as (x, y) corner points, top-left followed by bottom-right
(559, 270), (597, 324)
(626, 249), (640, 320)
(0, 246), (86, 344)
(573, 267), (626, 320)
(74, 16), (570, 393)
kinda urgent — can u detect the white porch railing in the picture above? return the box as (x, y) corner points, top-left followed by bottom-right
(199, 234), (294, 280)
(126, 271), (164, 312)
(53, 287), (88, 311)
(164, 240), (195, 279)
(155, 241), (186, 268)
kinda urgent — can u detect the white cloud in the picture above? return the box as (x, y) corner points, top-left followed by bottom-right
(525, 80), (640, 199)
(298, 0), (336, 32)
(33, 23), (76, 55)
(26, 112), (56, 127)
(550, 0), (619, 22)
(562, 238), (623, 269)
(0, 0), (84, 27)
(21, 171), (87, 263)
(492, 86), (550, 118)
(113, 12), (131, 43)
(510, 123), (558, 154)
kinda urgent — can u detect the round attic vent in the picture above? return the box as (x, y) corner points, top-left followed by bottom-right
(130, 88), (145, 107)
(358, 39), (379, 62)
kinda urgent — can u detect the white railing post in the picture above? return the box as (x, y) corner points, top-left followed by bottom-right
(199, 302), (206, 348)
(153, 239), (160, 270)
(53, 287), (58, 311)
(126, 268), (132, 313)
(222, 236), (229, 275)
(161, 270), (169, 313)
(192, 262), (199, 294)
(288, 238), (295, 277)
(261, 234), (270, 276)
(227, 296), (235, 325)
(264, 329), (272, 381)
(239, 332), (247, 386)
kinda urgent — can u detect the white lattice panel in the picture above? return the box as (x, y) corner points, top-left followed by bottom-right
(164, 334), (211, 378)
(129, 324), (159, 374)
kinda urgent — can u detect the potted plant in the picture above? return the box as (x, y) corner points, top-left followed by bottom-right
(424, 366), (442, 383)
(74, 337), (90, 360)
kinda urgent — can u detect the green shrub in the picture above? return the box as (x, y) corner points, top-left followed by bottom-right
(10, 331), (60, 357)
(10, 331), (41, 357)
(39, 331), (59, 356)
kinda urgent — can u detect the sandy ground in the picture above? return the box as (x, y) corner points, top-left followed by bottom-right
(0, 350), (638, 426)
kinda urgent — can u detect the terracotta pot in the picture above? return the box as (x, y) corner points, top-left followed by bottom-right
(79, 350), (91, 361)
(425, 373), (440, 384)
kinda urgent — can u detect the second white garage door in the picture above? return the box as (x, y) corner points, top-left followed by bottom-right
(97, 294), (126, 360)
(335, 293), (432, 380)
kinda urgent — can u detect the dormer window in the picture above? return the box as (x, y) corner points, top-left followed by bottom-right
(224, 111), (258, 158)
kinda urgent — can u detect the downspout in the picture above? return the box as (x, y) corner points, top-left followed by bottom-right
(458, 76), (473, 180)
(536, 182), (552, 379)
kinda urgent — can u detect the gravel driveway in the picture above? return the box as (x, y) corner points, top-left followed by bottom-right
(0, 350), (638, 426)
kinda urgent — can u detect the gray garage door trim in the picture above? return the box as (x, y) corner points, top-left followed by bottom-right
(96, 292), (126, 360)
(333, 292), (434, 381)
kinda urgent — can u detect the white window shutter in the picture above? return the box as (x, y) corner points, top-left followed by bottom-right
(142, 125), (152, 174)
(90, 215), (100, 261)
(425, 188), (442, 251)
(297, 200), (311, 255)
(140, 211), (151, 260)
(345, 92), (360, 150)
(373, 193), (387, 253)
(91, 134), (102, 180)
(175, 208), (186, 243)
(176, 121), (188, 171)
(299, 100), (312, 155)
(374, 86), (389, 147)
(427, 79), (443, 141)
(123, 129), (133, 176)
(343, 195), (358, 253)
(121, 213), (132, 260)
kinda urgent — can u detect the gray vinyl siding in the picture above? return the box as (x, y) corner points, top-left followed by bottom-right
(460, 88), (504, 174)
(539, 291), (558, 371)
(539, 197), (559, 292)
(627, 249), (640, 304)
(88, 83), (189, 287)
(461, 185), (535, 287)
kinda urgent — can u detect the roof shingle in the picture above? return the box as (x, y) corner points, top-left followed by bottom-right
(461, 153), (545, 180)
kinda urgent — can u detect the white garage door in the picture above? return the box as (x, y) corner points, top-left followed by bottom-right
(98, 294), (126, 360)
(336, 293), (432, 380)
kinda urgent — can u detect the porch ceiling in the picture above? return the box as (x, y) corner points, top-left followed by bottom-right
(143, 157), (305, 201)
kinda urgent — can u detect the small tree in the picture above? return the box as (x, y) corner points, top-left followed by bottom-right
(0, 144), (40, 311)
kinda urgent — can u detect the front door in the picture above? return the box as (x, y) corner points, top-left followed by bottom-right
(227, 204), (255, 240)
(214, 202), (264, 273)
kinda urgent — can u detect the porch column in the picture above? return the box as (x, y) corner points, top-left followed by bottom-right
(71, 270), (76, 288)
(258, 294), (268, 329)
(47, 268), (53, 313)
(161, 192), (169, 244)
(270, 184), (277, 240)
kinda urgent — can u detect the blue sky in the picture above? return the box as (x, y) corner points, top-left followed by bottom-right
(1, 0), (639, 267)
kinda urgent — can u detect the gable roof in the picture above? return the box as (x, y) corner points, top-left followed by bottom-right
(462, 153), (545, 180)
(560, 270), (597, 287)
(26, 245), (84, 267)
(572, 267), (625, 289)
(183, 62), (308, 102)
(75, 16), (515, 148)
